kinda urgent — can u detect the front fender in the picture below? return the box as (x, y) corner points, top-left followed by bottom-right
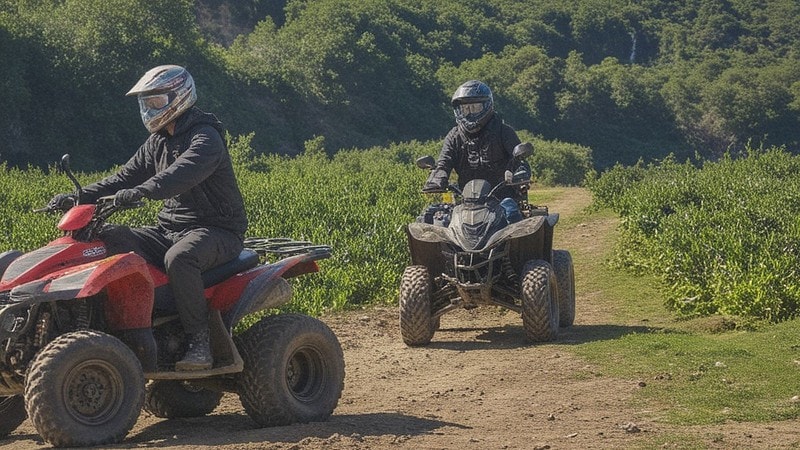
(9, 252), (154, 330)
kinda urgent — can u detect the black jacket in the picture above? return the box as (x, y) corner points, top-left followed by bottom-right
(431, 115), (526, 199)
(82, 107), (248, 237)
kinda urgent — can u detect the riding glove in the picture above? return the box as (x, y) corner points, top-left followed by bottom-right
(114, 187), (145, 206)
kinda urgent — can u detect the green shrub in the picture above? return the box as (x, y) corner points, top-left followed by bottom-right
(589, 146), (800, 321)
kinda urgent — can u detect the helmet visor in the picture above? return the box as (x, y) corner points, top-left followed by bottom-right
(139, 93), (170, 110)
(458, 102), (484, 116)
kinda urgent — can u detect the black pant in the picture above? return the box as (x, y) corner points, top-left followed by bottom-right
(101, 225), (243, 334)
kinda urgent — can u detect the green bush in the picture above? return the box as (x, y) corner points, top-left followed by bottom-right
(588, 146), (800, 321)
(529, 137), (593, 186)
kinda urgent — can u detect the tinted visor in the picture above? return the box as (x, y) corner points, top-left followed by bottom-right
(139, 93), (170, 109)
(458, 102), (484, 115)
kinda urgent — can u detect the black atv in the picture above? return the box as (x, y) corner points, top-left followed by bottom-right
(400, 143), (575, 345)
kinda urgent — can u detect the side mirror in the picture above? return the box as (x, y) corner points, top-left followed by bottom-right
(60, 154), (71, 173)
(59, 153), (83, 196)
(513, 142), (533, 160)
(415, 156), (436, 170)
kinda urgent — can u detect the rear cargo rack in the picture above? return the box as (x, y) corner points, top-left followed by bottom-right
(244, 237), (332, 261)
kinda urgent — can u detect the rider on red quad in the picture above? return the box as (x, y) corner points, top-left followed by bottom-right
(49, 65), (248, 371)
(423, 80), (531, 223)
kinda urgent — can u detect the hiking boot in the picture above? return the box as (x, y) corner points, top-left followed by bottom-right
(175, 329), (213, 371)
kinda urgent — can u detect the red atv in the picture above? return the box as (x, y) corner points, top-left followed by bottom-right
(0, 155), (345, 447)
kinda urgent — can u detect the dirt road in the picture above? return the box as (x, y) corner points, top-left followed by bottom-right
(5, 188), (799, 449)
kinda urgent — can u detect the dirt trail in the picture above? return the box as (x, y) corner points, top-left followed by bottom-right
(5, 187), (799, 449)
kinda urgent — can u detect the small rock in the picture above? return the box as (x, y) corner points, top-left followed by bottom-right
(547, 413), (556, 421)
(621, 422), (641, 433)
(791, 395), (800, 403)
(715, 361), (727, 368)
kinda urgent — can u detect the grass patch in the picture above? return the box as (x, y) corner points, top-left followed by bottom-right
(557, 192), (800, 425)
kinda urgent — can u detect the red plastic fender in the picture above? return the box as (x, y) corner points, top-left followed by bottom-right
(207, 253), (320, 312)
(66, 253), (155, 330)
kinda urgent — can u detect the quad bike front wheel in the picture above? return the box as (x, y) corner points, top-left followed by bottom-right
(24, 330), (145, 447)
(553, 250), (576, 327)
(234, 313), (345, 427)
(0, 395), (26, 437)
(521, 260), (560, 342)
(144, 380), (223, 418)
(399, 265), (436, 346)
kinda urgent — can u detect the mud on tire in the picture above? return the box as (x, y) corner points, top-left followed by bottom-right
(144, 380), (223, 418)
(24, 330), (144, 447)
(399, 265), (435, 346)
(553, 250), (576, 327)
(521, 260), (559, 342)
(234, 313), (345, 427)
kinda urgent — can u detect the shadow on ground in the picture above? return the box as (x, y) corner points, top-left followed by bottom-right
(121, 411), (468, 448)
(424, 323), (660, 351)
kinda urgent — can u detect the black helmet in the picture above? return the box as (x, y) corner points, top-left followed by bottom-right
(451, 80), (494, 133)
(126, 65), (197, 133)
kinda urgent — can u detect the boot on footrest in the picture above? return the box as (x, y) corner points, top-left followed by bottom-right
(175, 329), (213, 371)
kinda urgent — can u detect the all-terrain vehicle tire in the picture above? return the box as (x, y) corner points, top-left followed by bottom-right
(521, 260), (559, 342)
(144, 380), (223, 418)
(24, 330), (145, 447)
(0, 395), (26, 437)
(234, 313), (345, 427)
(399, 265), (436, 346)
(553, 250), (576, 327)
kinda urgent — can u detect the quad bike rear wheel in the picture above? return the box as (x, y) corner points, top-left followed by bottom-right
(553, 250), (576, 327)
(399, 265), (436, 346)
(521, 260), (559, 342)
(24, 330), (145, 447)
(0, 395), (26, 437)
(234, 313), (344, 427)
(144, 380), (223, 418)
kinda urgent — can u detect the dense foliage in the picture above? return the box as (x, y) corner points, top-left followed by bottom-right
(587, 147), (800, 322)
(0, 137), (443, 315)
(1, 0), (798, 171)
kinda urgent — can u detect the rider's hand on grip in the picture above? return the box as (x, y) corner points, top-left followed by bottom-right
(114, 188), (144, 206)
(47, 193), (76, 211)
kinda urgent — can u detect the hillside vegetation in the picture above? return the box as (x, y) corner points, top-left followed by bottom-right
(588, 146), (800, 322)
(1, 0), (798, 171)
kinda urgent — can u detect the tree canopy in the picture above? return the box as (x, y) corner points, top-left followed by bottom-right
(0, 0), (798, 170)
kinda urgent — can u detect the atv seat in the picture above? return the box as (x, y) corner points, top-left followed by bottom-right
(201, 249), (260, 288)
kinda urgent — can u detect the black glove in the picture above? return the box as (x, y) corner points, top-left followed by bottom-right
(507, 163), (532, 184)
(48, 193), (76, 210)
(114, 187), (145, 206)
(423, 169), (448, 192)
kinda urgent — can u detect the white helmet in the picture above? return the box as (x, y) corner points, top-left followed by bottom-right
(127, 65), (197, 133)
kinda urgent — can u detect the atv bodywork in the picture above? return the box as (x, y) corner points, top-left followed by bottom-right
(0, 155), (345, 447)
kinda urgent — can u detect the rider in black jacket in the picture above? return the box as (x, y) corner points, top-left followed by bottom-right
(51, 65), (247, 371)
(424, 80), (531, 222)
